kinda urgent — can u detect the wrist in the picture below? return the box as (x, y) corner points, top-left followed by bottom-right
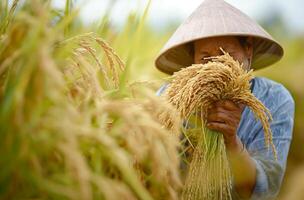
(224, 136), (243, 154)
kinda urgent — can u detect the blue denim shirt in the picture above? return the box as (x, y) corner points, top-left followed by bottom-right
(156, 77), (295, 200)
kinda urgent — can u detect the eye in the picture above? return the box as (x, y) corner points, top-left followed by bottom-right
(200, 58), (208, 64)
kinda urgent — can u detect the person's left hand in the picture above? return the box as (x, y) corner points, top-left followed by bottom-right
(206, 100), (245, 147)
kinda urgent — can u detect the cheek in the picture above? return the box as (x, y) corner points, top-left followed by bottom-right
(231, 53), (249, 69)
(194, 54), (202, 64)
(194, 57), (200, 64)
(230, 53), (243, 63)
(242, 59), (250, 70)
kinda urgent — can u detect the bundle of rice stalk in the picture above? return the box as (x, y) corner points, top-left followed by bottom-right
(161, 50), (277, 200)
(0, 1), (182, 199)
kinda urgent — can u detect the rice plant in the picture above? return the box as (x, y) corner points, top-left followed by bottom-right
(0, 1), (182, 199)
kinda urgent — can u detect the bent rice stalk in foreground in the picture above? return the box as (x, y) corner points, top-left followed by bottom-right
(0, 1), (182, 199)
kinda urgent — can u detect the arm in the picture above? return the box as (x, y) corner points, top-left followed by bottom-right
(226, 137), (257, 198)
(207, 100), (257, 198)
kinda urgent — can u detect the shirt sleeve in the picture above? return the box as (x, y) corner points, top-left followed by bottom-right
(156, 83), (169, 97)
(247, 86), (295, 200)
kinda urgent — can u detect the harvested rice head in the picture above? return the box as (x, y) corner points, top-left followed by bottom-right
(161, 50), (277, 200)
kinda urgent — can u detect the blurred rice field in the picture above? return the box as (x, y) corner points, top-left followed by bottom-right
(0, 0), (304, 199)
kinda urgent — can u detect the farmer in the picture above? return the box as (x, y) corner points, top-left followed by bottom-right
(154, 0), (295, 199)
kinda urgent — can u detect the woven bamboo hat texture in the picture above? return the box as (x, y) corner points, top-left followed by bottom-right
(155, 0), (284, 74)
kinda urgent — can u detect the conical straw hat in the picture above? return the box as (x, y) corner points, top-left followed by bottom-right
(155, 0), (284, 74)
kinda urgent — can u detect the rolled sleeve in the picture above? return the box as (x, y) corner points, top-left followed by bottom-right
(251, 155), (285, 200)
(252, 158), (269, 196)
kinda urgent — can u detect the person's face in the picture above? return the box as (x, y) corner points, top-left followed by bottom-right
(194, 36), (253, 70)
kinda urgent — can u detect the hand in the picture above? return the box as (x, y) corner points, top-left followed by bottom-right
(206, 100), (245, 148)
(206, 100), (257, 198)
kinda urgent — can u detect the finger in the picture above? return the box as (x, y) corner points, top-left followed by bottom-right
(209, 102), (217, 110)
(208, 103), (229, 113)
(207, 122), (233, 134)
(238, 103), (246, 110)
(210, 106), (236, 114)
(209, 100), (230, 111)
(215, 100), (239, 111)
(207, 112), (232, 124)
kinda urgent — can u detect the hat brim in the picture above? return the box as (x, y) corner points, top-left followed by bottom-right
(155, 34), (284, 75)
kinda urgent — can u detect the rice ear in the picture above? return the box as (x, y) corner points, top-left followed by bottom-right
(0, 2), (181, 199)
(162, 50), (277, 200)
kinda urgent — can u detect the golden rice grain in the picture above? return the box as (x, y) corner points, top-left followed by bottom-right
(162, 50), (277, 200)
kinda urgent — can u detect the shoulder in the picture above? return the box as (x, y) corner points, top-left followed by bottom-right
(253, 77), (295, 110)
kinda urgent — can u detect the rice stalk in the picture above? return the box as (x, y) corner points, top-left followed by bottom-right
(57, 32), (125, 90)
(0, 1), (181, 199)
(0, 0), (19, 34)
(161, 50), (277, 200)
